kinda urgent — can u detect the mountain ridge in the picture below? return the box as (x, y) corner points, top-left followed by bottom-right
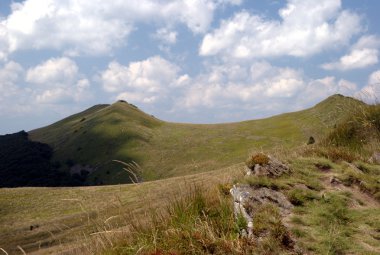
(28, 94), (362, 185)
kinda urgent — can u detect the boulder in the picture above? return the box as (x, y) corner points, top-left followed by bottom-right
(230, 185), (293, 238)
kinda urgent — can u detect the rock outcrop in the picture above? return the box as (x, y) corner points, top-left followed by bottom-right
(246, 155), (290, 177)
(231, 153), (297, 253)
(230, 185), (293, 238)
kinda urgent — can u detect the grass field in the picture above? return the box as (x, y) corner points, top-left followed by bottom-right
(1, 155), (379, 254)
(0, 164), (244, 254)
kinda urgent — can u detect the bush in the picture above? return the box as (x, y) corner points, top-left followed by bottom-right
(246, 153), (270, 169)
(218, 183), (232, 196)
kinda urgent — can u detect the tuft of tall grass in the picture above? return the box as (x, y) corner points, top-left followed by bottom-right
(245, 153), (270, 169)
(323, 103), (380, 154)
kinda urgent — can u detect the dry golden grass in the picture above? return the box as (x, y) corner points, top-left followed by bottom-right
(0, 164), (245, 254)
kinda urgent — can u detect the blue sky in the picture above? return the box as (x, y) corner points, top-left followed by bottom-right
(0, 0), (379, 134)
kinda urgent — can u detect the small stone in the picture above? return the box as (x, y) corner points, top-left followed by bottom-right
(369, 152), (380, 164)
(330, 176), (341, 185)
(245, 166), (253, 176)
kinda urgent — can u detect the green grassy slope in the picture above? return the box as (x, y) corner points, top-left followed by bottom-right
(29, 95), (363, 185)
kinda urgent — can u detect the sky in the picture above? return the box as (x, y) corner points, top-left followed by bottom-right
(0, 0), (379, 134)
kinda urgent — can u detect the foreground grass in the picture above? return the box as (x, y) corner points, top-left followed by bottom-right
(0, 164), (244, 254)
(1, 155), (379, 254)
(94, 156), (379, 255)
(98, 189), (294, 255)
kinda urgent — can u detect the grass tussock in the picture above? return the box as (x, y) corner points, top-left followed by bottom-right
(326, 104), (380, 147)
(245, 153), (270, 169)
(298, 102), (380, 163)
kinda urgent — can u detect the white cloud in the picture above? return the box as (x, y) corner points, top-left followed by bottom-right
(26, 57), (91, 104)
(116, 92), (158, 104)
(154, 28), (177, 44)
(0, 61), (23, 85)
(180, 62), (305, 109)
(2, 0), (132, 56)
(322, 35), (380, 70)
(175, 60), (361, 123)
(0, 58), (94, 134)
(26, 57), (78, 85)
(100, 56), (184, 104)
(0, 61), (24, 104)
(0, 0), (241, 58)
(200, 0), (362, 59)
(357, 70), (380, 103)
(0, 24), (9, 61)
(298, 77), (356, 103)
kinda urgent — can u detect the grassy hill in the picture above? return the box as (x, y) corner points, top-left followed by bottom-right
(1, 94), (379, 254)
(29, 94), (363, 185)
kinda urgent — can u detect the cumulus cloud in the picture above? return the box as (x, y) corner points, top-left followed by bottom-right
(173, 60), (361, 122)
(0, 61), (23, 85)
(356, 70), (380, 103)
(0, 61), (24, 108)
(99, 55), (361, 121)
(0, 0), (241, 58)
(0, 58), (95, 134)
(180, 62), (305, 109)
(100, 56), (185, 104)
(26, 57), (91, 104)
(322, 35), (380, 70)
(200, 0), (362, 59)
(26, 57), (79, 85)
(295, 77), (357, 106)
